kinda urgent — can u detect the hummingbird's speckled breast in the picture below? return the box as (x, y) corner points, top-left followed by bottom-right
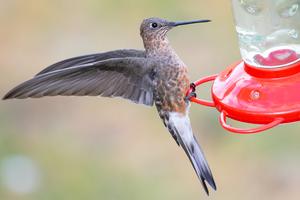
(152, 57), (190, 114)
(144, 35), (190, 114)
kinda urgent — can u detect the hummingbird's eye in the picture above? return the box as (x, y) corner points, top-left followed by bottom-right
(150, 22), (158, 28)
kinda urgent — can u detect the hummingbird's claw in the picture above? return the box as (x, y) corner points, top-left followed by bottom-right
(190, 83), (196, 92)
(185, 83), (197, 101)
(185, 92), (197, 101)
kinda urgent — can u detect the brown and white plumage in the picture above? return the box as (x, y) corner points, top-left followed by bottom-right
(3, 17), (216, 194)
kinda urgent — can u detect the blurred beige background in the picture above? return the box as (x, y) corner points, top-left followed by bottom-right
(0, 0), (300, 199)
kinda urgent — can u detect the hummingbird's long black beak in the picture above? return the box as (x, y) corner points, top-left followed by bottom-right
(172, 19), (211, 27)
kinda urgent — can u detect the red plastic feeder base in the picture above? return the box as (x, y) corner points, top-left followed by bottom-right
(188, 60), (300, 134)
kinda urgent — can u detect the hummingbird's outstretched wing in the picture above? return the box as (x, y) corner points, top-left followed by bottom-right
(167, 112), (216, 195)
(3, 57), (155, 106)
(35, 49), (145, 76)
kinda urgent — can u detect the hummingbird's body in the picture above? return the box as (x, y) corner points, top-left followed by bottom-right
(145, 37), (189, 114)
(3, 17), (216, 194)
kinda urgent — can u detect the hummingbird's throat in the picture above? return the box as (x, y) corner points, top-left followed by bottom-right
(144, 37), (173, 57)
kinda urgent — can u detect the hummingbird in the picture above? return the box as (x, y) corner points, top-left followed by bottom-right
(3, 17), (216, 194)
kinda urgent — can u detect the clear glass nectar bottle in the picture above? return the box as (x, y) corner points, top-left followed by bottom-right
(232, 0), (300, 68)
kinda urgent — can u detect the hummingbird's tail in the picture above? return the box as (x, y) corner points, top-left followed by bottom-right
(166, 112), (216, 195)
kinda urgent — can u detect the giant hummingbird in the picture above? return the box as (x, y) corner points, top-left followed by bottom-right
(3, 17), (216, 194)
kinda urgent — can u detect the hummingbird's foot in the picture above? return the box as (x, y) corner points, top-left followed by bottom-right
(185, 83), (197, 101)
(185, 92), (197, 100)
(190, 83), (196, 92)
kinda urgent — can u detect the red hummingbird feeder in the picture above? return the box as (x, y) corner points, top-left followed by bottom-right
(188, 0), (300, 134)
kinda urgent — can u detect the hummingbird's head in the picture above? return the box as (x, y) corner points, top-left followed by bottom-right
(140, 17), (211, 42)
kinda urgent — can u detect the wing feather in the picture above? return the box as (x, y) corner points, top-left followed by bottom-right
(35, 49), (145, 76)
(3, 56), (155, 106)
